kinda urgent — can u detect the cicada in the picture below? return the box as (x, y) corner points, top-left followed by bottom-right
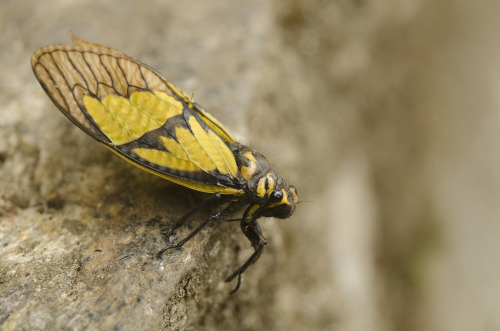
(31, 34), (298, 293)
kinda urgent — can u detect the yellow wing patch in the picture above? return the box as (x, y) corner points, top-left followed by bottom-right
(175, 126), (217, 172)
(84, 89), (241, 188)
(83, 91), (183, 145)
(187, 116), (238, 177)
(160, 136), (189, 159)
(208, 130), (239, 177)
(132, 148), (202, 172)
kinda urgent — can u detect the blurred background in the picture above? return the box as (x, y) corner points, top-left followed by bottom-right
(1, 0), (500, 330)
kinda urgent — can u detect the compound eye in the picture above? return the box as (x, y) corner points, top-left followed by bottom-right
(269, 190), (283, 203)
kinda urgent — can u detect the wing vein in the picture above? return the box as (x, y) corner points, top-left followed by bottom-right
(98, 54), (120, 97)
(48, 52), (80, 117)
(65, 50), (90, 92)
(138, 65), (149, 90)
(55, 51), (100, 126)
(33, 60), (69, 113)
(116, 57), (131, 97)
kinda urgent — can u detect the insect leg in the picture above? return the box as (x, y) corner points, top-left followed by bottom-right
(157, 210), (222, 258)
(225, 220), (267, 294)
(160, 192), (222, 238)
(156, 194), (236, 259)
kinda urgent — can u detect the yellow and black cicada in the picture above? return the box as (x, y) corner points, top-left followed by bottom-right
(31, 34), (298, 293)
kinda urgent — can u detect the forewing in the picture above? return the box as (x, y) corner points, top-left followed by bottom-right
(31, 35), (243, 194)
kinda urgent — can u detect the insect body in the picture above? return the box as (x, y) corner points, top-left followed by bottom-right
(31, 34), (298, 293)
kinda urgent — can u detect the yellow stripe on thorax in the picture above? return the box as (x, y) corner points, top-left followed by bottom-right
(240, 152), (257, 180)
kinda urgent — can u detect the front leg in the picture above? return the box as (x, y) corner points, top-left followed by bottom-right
(225, 219), (267, 294)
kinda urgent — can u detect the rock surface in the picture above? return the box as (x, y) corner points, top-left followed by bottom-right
(2, 0), (500, 330)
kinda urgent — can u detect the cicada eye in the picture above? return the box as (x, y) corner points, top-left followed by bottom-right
(269, 190), (283, 203)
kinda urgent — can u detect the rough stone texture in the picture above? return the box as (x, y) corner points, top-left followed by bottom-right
(2, 0), (500, 330)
